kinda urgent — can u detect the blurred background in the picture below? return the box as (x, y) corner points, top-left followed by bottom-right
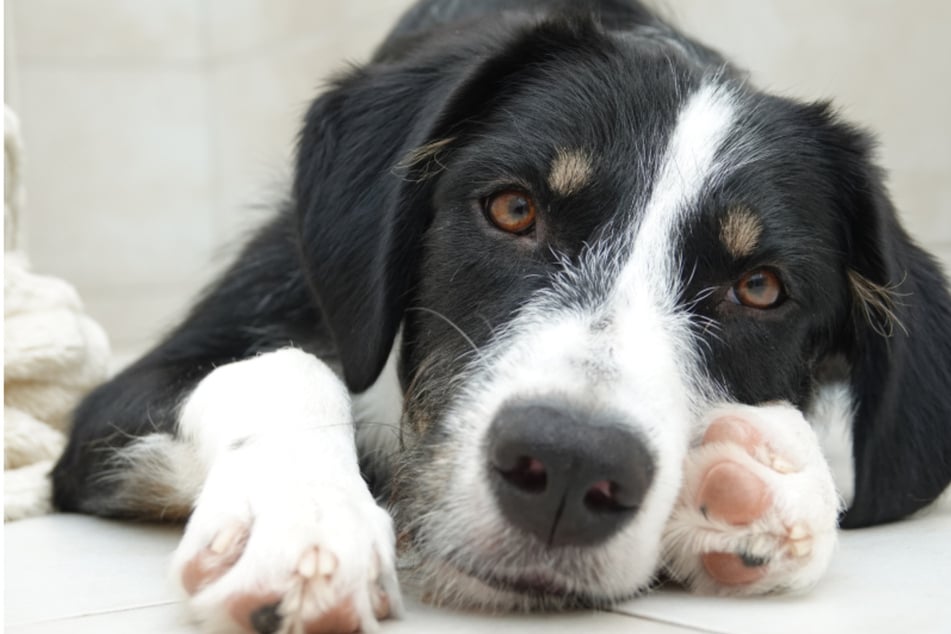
(4, 0), (950, 356)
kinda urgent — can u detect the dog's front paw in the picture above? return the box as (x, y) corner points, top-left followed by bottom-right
(663, 403), (841, 595)
(172, 458), (401, 633)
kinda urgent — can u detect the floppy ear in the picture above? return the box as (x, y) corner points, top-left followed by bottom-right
(293, 18), (604, 392)
(292, 62), (445, 393)
(830, 121), (951, 527)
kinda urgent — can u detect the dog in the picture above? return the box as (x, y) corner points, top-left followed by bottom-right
(53, 0), (951, 632)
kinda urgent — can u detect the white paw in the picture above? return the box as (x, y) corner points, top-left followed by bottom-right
(172, 446), (401, 633)
(663, 403), (842, 595)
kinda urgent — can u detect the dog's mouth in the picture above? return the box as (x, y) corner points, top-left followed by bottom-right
(470, 568), (575, 598)
(463, 564), (630, 610)
(413, 552), (618, 610)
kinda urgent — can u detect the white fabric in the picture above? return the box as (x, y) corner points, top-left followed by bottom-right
(4, 105), (111, 521)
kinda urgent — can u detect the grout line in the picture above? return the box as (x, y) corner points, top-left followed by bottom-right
(198, 0), (223, 247)
(7, 600), (181, 629)
(14, 34), (357, 73)
(607, 607), (732, 634)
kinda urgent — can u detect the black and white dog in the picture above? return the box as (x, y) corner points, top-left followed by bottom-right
(54, 0), (951, 632)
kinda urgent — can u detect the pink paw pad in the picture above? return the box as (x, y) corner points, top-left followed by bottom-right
(664, 406), (837, 595)
(692, 413), (816, 587)
(696, 461), (772, 526)
(702, 416), (762, 454)
(701, 551), (768, 586)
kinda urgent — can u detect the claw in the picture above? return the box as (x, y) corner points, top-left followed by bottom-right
(368, 552), (380, 583)
(787, 538), (813, 558)
(769, 453), (797, 474)
(317, 549), (337, 578)
(787, 523), (809, 541)
(298, 548), (321, 579)
(210, 524), (248, 555)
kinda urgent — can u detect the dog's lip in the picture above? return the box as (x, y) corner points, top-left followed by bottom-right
(479, 571), (573, 596)
(452, 561), (577, 598)
(422, 552), (630, 608)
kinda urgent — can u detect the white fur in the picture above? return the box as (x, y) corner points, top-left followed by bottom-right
(407, 82), (740, 604)
(171, 348), (402, 633)
(663, 403), (841, 595)
(808, 381), (856, 506)
(624, 81), (737, 289)
(353, 334), (406, 476)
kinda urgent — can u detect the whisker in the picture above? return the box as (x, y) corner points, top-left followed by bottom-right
(407, 306), (485, 361)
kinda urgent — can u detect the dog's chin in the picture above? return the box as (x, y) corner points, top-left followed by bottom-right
(406, 554), (641, 612)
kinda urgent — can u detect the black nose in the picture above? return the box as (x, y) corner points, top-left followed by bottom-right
(487, 402), (655, 547)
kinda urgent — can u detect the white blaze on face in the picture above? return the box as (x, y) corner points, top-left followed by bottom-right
(614, 81), (738, 412)
(621, 81), (738, 310)
(423, 81), (739, 602)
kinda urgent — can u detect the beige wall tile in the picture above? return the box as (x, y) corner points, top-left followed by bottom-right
(204, 0), (413, 61)
(205, 3), (412, 242)
(82, 282), (210, 353)
(205, 40), (323, 243)
(17, 67), (216, 293)
(5, 0), (22, 108)
(930, 244), (951, 276)
(10, 0), (203, 64)
(666, 1), (951, 167)
(889, 170), (951, 244)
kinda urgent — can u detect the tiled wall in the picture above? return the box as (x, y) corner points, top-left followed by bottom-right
(5, 0), (949, 352)
(5, 0), (416, 351)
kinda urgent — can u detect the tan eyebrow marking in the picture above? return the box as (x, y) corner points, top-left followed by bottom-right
(548, 148), (593, 196)
(720, 205), (763, 258)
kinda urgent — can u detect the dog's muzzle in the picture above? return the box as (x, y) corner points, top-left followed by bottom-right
(487, 402), (655, 547)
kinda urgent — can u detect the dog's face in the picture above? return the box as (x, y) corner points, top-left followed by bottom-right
(392, 40), (853, 609)
(296, 15), (950, 610)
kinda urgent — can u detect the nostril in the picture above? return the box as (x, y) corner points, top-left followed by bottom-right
(488, 402), (656, 547)
(498, 456), (547, 493)
(583, 480), (629, 513)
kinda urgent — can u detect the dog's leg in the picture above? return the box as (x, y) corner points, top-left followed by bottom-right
(171, 348), (402, 633)
(662, 403), (841, 595)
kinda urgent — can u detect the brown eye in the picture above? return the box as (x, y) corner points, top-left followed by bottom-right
(730, 268), (785, 309)
(485, 190), (537, 235)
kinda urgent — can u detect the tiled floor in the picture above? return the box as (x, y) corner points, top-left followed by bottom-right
(6, 498), (950, 634)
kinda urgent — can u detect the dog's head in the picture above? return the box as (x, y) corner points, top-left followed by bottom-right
(295, 13), (951, 608)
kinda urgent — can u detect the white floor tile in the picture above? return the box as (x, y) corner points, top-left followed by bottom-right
(5, 516), (181, 626)
(4, 515), (700, 633)
(6, 604), (194, 634)
(9, 505), (950, 633)
(387, 599), (692, 634)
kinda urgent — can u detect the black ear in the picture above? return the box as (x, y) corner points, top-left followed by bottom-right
(292, 63), (442, 393)
(830, 120), (951, 527)
(293, 18), (604, 392)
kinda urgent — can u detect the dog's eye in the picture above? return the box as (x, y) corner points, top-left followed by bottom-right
(485, 190), (537, 235)
(729, 268), (785, 309)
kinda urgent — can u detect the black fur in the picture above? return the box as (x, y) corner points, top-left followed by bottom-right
(54, 0), (950, 541)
